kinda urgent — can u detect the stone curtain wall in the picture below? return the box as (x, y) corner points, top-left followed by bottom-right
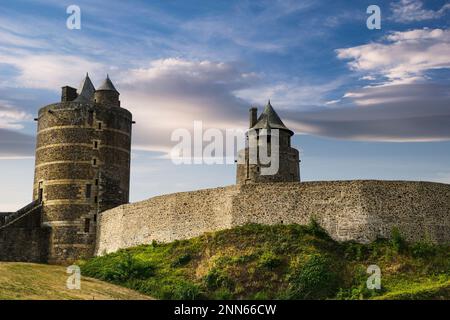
(96, 181), (450, 255)
(0, 206), (50, 262)
(96, 187), (237, 255)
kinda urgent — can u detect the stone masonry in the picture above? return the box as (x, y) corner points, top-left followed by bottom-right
(236, 101), (300, 184)
(0, 74), (133, 264)
(96, 180), (450, 255)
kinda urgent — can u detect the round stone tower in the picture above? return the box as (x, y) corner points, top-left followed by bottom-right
(236, 101), (300, 184)
(33, 74), (132, 263)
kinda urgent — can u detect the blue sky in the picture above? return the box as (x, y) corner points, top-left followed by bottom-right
(1, 0), (450, 210)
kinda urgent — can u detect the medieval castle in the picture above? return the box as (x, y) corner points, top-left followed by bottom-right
(1, 75), (449, 264)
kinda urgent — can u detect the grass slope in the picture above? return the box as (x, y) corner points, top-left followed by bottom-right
(0, 262), (151, 300)
(80, 222), (450, 300)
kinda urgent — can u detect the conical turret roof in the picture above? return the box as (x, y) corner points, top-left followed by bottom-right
(74, 73), (95, 102)
(97, 74), (118, 92)
(251, 100), (293, 135)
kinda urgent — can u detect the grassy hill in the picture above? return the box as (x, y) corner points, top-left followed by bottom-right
(80, 222), (450, 300)
(0, 262), (151, 300)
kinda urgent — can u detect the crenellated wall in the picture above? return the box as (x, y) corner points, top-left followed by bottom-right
(95, 180), (450, 255)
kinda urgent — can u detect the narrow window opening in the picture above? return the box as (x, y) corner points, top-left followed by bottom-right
(84, 218), (90, 233)
(86, 184), (92, 198)
(38, 182), (44, 203)
(93, 214), (97, 222)
(93, 141), (99, 149)
(92, 158), (97, 166)
(97, 122), (102, 130)
(94, 196), (98, 203)
(95, 179), (99, 186)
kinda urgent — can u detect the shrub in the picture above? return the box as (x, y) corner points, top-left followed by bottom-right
(257, 251), (282, 270)
(213, 288), (233, 299)
(81, 251), (155, 282)
(344, 243), (368, 261)
(336, 284), (381, 300)
(286, 255), (339, 299)
(171, 281), (203, 300)
(171, 253), (192, 267)
(203, 268), (234, 291)
(252, 291), (270, 300)
(411, 241), (437, 258)
(391, 227), (406, 253)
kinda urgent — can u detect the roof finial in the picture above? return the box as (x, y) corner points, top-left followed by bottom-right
(267, 99), (271, 106)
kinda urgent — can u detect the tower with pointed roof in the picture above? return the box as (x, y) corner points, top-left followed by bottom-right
(32, 74), (133, 263)
(236, 101), (300, 184)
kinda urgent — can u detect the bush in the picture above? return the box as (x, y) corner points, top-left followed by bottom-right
(286, 255), (339, 299)
(203, 268), (234, 291)
(336, 284), (382, 300)
(344, 243), (368, 261)
(258, 251), (282, 270)
(171, 253), (192, 267)
(81, 251), (155, 282)
(170, 281), (203, 300)
(391, 227), (406, 253)
(411, 241), (437, 258)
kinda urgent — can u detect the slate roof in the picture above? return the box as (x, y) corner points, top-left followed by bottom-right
(74, 73), (95, 102)
(97, 74), (118, 92)
(251, 100), (293, 135)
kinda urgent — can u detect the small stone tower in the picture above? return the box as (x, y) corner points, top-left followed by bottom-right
(236, 101), (300, 184)
(33, 74), (132, 263)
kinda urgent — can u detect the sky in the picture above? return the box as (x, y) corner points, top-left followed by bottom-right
(1, 0), (450, 211)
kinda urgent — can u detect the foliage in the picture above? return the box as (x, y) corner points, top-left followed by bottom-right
(81, 223), (450, 300)
(286, 255), (339, 299)
(391, 227), (406, 253)
(257, 251), (282, 270)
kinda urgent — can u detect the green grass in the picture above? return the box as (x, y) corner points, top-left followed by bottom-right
(80, 222), (450, 300)
(0, 262), (152, 300)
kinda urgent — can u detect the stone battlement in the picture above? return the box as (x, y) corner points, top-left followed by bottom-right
(95, 180), (450, 255)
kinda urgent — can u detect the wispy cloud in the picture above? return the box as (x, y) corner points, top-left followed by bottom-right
(336, 28), (450, 84)
(287, 83), (450, 142)
(0, 101), (31, 130)
(390, 0), (450, 23)
(0, 129), (34, 159)
(119, 58), (254, 152)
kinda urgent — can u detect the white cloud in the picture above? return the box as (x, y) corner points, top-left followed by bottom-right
(235, 78), (344, 110)
(336, 28), (450, 84)
(390, 0), (450, 23)
(118, 58), (256, 153)
(0, 53), (104, 90)
(287, 83), (450, 142)
(0, 101), (31, 130)
(0, 129), (34, 159)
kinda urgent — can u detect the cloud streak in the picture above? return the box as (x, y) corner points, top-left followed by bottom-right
(0, 129), (34, 159)
(336, 28), (450, 84)
(288, 83), (450, 142)
(390, 0), (450, 23)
